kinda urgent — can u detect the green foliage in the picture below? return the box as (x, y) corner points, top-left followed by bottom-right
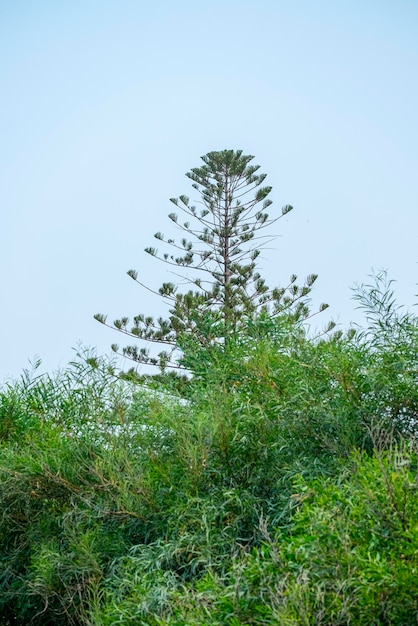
(176, 446), (418, 625)
(353, 271), (418, 437)
(90, 445), (418, 625)
(245, 445), (418, 625)
(1, 275), (418, 624)
(96, 150), (324, 371)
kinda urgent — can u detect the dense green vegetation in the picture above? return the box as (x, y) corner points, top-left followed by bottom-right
(2, 152), (417, 623)
(1, 273), (418, 625)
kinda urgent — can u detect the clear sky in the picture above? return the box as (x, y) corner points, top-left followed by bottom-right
(1, 0), (417, 381)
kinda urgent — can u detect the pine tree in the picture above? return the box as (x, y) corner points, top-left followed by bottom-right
(95, 150), (327, 370)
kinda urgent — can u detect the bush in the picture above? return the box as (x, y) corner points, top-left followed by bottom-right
(148, 445), (418, 625)
(1, 275), (418, 624)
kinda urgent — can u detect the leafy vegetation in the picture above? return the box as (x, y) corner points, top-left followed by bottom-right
(1, 150), (417, 623)
(1, 273), (418, 624)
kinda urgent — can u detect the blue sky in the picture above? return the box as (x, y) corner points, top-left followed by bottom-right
(1, 0), (417, 380)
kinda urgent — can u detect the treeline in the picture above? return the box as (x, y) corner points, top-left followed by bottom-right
(1, 274), (418, 624)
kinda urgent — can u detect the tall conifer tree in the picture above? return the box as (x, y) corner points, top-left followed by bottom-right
(95, 150), (326, 370)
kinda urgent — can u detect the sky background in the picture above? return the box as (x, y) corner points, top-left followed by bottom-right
(1, 0), (418, 381)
